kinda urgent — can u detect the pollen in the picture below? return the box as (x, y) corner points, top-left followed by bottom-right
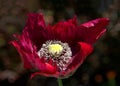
(48, 44), (63, 56)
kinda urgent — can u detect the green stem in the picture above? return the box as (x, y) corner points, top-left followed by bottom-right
(57, 78), (63, 86)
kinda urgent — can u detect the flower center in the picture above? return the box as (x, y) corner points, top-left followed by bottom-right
(48, 44), (63, 57)
(37, 40), (72, 71)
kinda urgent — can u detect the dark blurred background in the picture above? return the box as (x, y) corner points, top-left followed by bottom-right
(0, 0), (120, 86)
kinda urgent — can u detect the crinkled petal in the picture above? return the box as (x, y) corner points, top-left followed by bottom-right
(77, 18), (109, 44)
(48, 16), (78, 43)
(10, 33), (36, 69)
(30, 58), (59, 78)
(59, 42), (93, 78)
(10, 32), (57, 75)
(30, 71), (59, 79)
(34, 57), (57, 74)
(23, 13), (47, 50)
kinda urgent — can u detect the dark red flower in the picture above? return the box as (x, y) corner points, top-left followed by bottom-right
(10, 13), (109, 78)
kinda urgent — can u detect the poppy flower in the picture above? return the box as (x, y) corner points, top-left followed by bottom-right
(10, 13), (109, 78)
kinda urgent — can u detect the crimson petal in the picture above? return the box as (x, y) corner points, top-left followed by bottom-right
(77, 18), (109, 44)
(11, 32), (57, 74)
(60, 42), (93, 78)
(10, 33), (36, 69)
(34, 57), (57, 74)
(49, 16), (78, 43)
(31, 71), (59, 79)
(23, 13), (47, 50)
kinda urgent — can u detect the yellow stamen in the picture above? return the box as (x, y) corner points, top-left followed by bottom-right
(48, 44), (63, 56)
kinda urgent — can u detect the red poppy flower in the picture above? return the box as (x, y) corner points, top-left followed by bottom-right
(10, 13), (109, 78)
